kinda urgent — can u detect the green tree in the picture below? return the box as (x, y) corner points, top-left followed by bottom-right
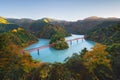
(82, 43), (113, 80)
(50, 32), (69, 50)
(48, 63), (71, 80)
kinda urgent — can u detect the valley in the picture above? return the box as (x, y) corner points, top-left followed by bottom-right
(0, 16), (120, 80)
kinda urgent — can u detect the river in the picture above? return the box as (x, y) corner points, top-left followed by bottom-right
(25, 34), (95, 63)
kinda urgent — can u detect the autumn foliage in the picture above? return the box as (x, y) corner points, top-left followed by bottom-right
(82, 43), (111, 72)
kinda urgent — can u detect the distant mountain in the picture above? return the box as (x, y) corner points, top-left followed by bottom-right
(37, 24), (70, 39)
(85, 21), (120, 44)
(28, 18), (48, 32)
(0, 24), (19, 33)
(6, 16), (120, 35)
(7, 18), (34, 31)
(41, 18), (62, 23)
(83, 16), (104, 21)
(0, 28), (38, 47)
(85, 20), (120, 79)
(0, 17), (20, 33)
(6, 17), (70, 38)
(0, 17), (9, 24)
(84, 16), (120, 21)
(50, 17), (120, 34)
(7, 18), (53, 32)
(7, 18), (34, 25)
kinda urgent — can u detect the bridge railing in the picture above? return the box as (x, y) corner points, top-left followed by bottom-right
(25, 37), (84, 52)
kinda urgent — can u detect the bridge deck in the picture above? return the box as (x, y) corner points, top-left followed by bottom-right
(25, 37), (84, 52)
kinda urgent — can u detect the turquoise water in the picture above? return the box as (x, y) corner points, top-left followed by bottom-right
(25, 34), (95, 63)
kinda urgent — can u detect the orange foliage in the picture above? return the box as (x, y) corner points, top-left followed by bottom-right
(12, 29), (17, 33)
(82, 43), (111, 72)
(18, 27), (24, 31)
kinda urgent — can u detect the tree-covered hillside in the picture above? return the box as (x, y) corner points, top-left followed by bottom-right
(37, 24), (70, 39)
(0, 17), (9, 24)
(86, 21), (120, 45)
(0, 16), (120, 80)
(0, 28), (38, 48)
(28, 19), (49, 32)
(0, 29), (42, 80)
(6, 17), (120, 35)
(49, 32), (69, 50)
(0, 17), (20, 33)
(0, 24), (19, 33)
(85, 22), (120, 80)
(0, 42), (114, 80)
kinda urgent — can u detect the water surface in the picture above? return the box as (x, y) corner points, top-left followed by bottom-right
(25, 34), (95, 63)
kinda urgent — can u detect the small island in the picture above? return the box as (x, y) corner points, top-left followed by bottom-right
(49, 32), (69, 50)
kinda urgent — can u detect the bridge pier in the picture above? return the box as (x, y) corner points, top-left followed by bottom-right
(82, 38), (83, 42)
(77, 39), (78, 43)
(25, 37), (85, 52)
(70, 40), (72, 45)
(37, 49), (39, 55)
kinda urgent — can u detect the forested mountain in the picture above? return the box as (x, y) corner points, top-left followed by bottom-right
(85, 21), (120, 80)
(49, 32), (69, 50)
(7, 18), (34, 25)
(7, 18), (34, 31)
(0, 41), (114, 80)
(0, 17), (19, 33)
(0, 17), (9, 24)
(85, 21), (120, 44)
(0, 28), (42, 80)
(6, 18), (70, 39)
(28, 19), (48, 32)
(0, 24), (19, 33)
(0, 28), (37, 47)
(7, 18), (59, 32)
(37, 24), (70, 38)
(6, 16), (120, 34)
(0, 16), (119, 80)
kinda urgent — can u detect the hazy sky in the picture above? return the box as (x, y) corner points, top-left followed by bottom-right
(0, 0), (120, 21)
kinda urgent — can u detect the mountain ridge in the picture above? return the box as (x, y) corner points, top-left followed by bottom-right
(6, 16), (120, 35)
(0, 17), (9, 24)
(6, 16), (120, 22)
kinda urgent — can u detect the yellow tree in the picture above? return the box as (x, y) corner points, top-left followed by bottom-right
(82, 43), (111, 80)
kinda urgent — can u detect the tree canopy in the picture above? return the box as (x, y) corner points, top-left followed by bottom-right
(49, 32), (69, 50)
